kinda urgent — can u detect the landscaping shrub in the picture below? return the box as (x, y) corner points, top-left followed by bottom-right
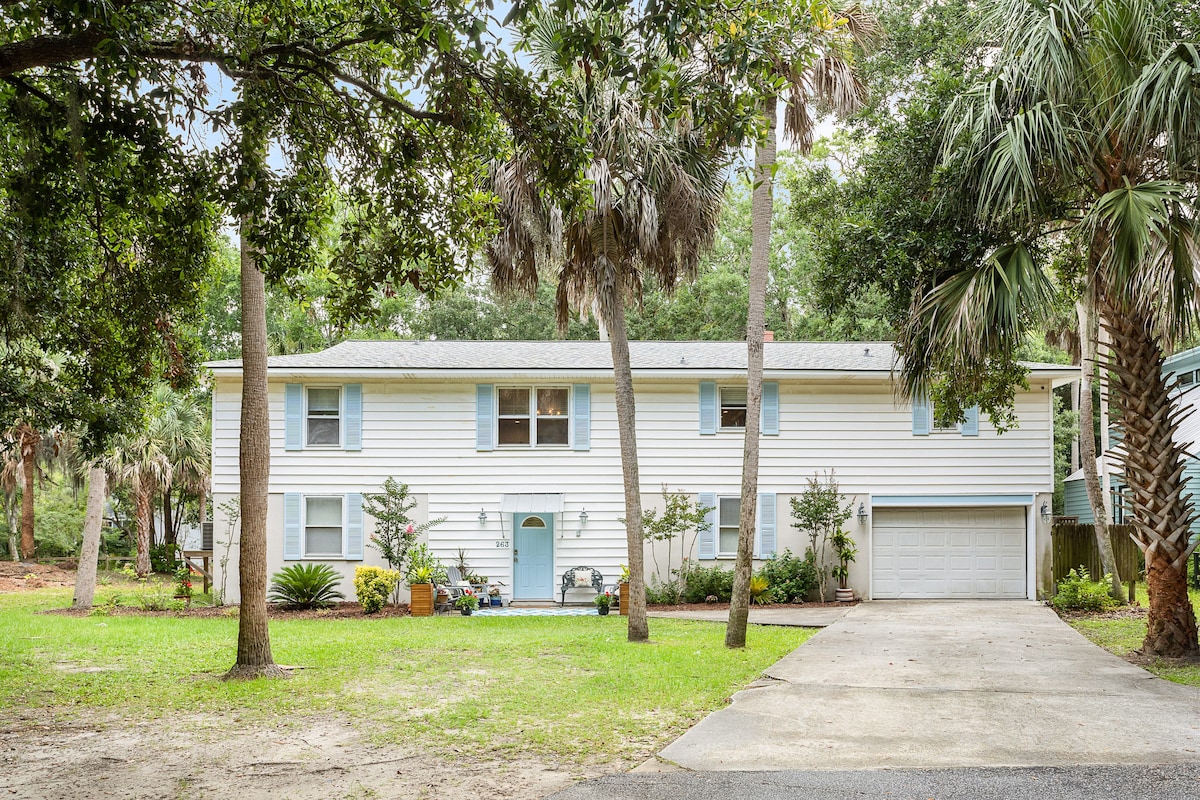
(682, 564), (734, 603)
(269, 564), (347, 609)
(645, 576), (683, 605)
(150, 544), (180, 574)
(758, 549), (819, 603)
(749, 574), (773, 605)
(1052, 567), (1118, 612)
(354, 565), (400, 614)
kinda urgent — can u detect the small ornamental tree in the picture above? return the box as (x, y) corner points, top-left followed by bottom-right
(639, 486), (712, 601)
(790, 471), (854, 600)
(363, 477), (445, 605)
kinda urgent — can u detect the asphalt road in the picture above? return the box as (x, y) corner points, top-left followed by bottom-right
(547, 764), (1200, 800)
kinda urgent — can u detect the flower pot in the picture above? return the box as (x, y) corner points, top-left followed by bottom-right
(597, 605), (610, 616)
(489, 596), (502, 607)
(619, 583), (630, 616)
(835, 587), (854, 603)
(460, 607), (473, 616)
(409, 583), (434, 617)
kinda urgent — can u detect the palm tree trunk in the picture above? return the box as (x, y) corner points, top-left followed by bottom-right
(605, 293), (649, 643)
(226, 206), (285, 679)
(1076, 297), (1125, 602)
(134, 480), (152, 577)
(73, 466), (106, 609)
(1101, 302), (1198, 657)
(18, 426), (37, 561)
(727, 97), (776, 649)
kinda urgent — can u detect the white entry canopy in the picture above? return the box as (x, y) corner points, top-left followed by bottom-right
(500, 493), (564, 514)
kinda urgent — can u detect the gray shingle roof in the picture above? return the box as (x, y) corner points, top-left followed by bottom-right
(206, 339), (1074, 374)
(208, 340), (901, 372)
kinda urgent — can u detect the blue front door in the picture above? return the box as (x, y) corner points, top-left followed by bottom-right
(514, 513), (554, 599)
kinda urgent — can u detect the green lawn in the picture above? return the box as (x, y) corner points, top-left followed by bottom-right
(0, 589), (812, 762)
(1067, 584), (1200, 687)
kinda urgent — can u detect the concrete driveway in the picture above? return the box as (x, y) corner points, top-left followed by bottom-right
(658, 600), (1200, 770)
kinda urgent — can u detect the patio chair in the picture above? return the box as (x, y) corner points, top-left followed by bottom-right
(439, 566), (474, 611)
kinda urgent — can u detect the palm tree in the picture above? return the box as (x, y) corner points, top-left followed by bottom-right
(486, 11), (728, 642)
(905, 0), (1199, 656)
(3, 423), (60, 561)
(104, 425), (169, 578)
(146, 385), (210, 549)
(724, 2), (875, 648)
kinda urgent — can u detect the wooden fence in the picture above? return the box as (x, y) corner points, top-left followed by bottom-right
(1051, 523), (1143, 590)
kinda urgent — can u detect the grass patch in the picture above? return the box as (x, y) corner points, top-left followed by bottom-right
(1066, 584), (1200, 687)
(0, 588), (812, 761)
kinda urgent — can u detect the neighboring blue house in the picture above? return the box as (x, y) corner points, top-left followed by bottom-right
(1063, 345), (1200, 539)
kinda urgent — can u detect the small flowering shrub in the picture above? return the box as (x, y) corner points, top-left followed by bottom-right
(354, 566), (400, 614)
(454, 590), (479, 611)
(593, 591), (613, 609)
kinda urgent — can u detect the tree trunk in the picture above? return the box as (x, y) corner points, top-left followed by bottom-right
(135, 481), (151, 577)
(163, 487), (175, 548)
(1076, 297), (1125, 602)
(225, 204), (286, 679)
(727, 97), (776, 649)
(1101, 302), (1198, 657)
(73, 467), (106, 609)
(19, 425), (38, 561)
(605, 294), (649, 643)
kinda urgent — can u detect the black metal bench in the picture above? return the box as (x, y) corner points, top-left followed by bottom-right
(560, 566), (604, 606)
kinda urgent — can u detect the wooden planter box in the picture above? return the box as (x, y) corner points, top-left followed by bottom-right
(409, 583), (434, 617)
(619, 583), (630, 616)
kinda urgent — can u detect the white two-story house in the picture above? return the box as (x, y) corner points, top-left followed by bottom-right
(207, 340), (1075, 604)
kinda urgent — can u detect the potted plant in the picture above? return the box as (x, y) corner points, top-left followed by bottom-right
(830, 529), (858, 603)
(455, 590), (479, 616)
(618, 564), (631, 616)
(407, 565), (435, 616)
(487, 584), (502, 607)
(593, 591), (613, 616)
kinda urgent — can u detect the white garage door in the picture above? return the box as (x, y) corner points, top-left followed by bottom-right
(872, 507), (1027, 599)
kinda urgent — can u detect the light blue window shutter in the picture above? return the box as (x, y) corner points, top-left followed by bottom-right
(285, 384), (303, 451)
(756, 493), (776, 558)
(761, 382), (779, 435)
(912, 396), (932, 436)
(961, 405), (980, 436)
(699, 382), (717, 434)
(283, 493), (302, 559)
(698, 492), (717, 560)
(344, 384), (362, 451)
(573, 384), (591, 451)
(476, 384), (494, 451)
(345, 493), (364, 560)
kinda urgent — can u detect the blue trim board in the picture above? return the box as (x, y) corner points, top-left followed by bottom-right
(871, 494), (1034, 507)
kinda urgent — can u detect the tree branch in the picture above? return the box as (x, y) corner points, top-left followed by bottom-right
(0, 28), (105, 78)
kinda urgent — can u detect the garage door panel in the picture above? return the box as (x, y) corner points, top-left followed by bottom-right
(873, 506), (1026, 599)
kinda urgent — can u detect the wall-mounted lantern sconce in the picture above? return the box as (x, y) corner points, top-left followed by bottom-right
(857, 503), (868, 525)
(478, 508), (488, 525)
(579, 509), (588, 524)
(1040, 502), (1051, 523)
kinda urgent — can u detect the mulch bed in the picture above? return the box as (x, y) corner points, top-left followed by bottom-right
(0, 561), (76, 592)
(647, 601), (855, 612)
(47, 601), (415, 619)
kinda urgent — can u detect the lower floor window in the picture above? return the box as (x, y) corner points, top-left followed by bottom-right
(718, 496), (740, 557)
(304, 496), (344, 556)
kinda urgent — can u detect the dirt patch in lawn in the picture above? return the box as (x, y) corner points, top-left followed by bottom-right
(0, 713), (610, 800)
(0, 561), (75, 592)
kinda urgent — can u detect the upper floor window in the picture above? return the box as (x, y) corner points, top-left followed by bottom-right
(498, 386), (569, 447)
(306, 387), (341, 446)
(720, 387), (747, 430)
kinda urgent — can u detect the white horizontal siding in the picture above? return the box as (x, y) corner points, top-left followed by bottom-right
(211, 375), (1053, 600)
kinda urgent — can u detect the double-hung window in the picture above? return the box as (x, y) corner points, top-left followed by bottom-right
(304, 496), (344, 557)
(497, 386), (570, 447)
(720, 387), (748, 430)
(306, 387), (341, 446)
(717, 496), (740, 557)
